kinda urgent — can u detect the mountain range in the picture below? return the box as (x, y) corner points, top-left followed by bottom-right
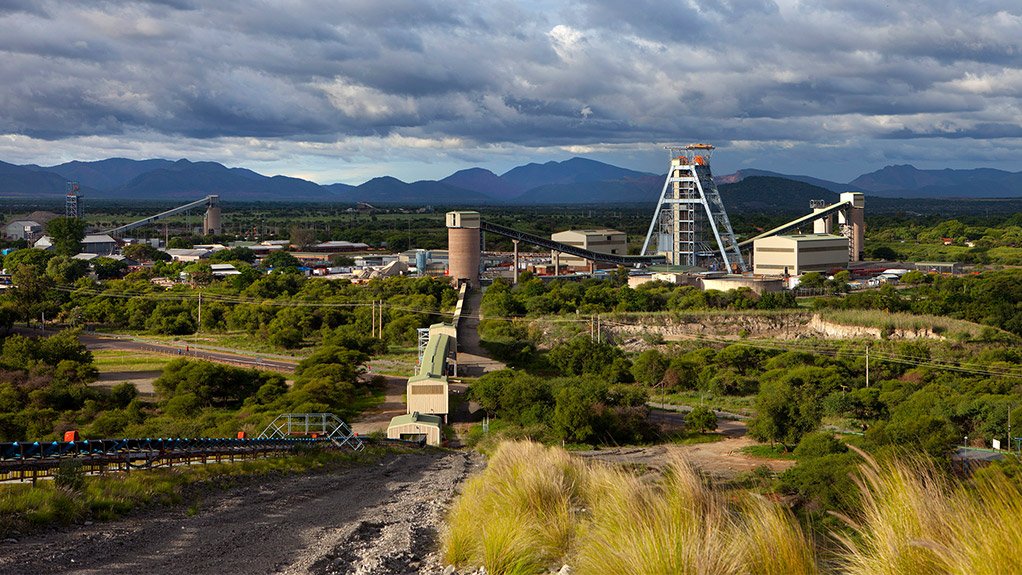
(2, 156), (1021, 206)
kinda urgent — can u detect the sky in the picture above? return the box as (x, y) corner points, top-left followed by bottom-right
(1, 0), (1021, 185)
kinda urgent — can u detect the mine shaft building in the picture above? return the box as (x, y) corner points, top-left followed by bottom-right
(550, 229), (627, 270)
(752, 234), (850, 276)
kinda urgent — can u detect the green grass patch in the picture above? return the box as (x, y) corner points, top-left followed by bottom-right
(92, 349), (174, 373)
(740, 444), (797, 460)
(0, 446), (392, 537)
(660, 391), (756, 417)
(665, 431), (726, 445)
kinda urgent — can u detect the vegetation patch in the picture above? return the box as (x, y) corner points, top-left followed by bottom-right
(443, 440), (1022, 575)
(0, 446), (388, 537)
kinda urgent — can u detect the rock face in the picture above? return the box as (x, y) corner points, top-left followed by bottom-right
(607, 312), (946, 350)
(806, 314), (946, 340)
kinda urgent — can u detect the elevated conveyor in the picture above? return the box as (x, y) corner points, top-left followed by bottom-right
(736, 199), (851, 248)
(106, 195), (219, 237)
(479, 221), (666, 267)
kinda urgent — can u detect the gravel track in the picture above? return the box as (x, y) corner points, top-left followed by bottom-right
(0, 450), (477, 575)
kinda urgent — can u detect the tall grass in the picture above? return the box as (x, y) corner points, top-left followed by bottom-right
(443, 441), (816, 575)
(445, 441), (1022, 574)
(837, 447), (1022, 575)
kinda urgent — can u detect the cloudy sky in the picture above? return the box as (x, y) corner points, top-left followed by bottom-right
(1, 0), (1021, 184)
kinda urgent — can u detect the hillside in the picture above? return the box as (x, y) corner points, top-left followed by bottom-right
(850, 165), (1022, 197)
(4, 154), (1022, 204)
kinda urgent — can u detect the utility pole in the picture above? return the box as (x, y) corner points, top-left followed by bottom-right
(597, 314), (602, 343)
(862, 345), (870, 390)
(197, 292), (202, 334)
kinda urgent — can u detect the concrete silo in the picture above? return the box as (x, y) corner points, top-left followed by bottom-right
(446, 211), (480, 287)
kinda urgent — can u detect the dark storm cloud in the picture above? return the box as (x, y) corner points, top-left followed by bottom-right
(1, 0), (1021, 178)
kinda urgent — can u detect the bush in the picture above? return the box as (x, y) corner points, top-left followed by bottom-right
(54, 459), (86, 491)
(685, 405), (718, 433)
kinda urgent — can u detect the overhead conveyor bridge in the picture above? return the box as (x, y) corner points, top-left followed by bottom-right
(479, 220), (666, 267)
(737, 199), (853, 248)
(106, 195), (219, 237)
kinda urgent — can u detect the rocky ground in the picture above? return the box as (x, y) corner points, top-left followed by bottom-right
(0, 449), (480, 575)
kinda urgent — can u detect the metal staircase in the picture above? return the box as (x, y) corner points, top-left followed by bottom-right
(258, 413), (365, 451)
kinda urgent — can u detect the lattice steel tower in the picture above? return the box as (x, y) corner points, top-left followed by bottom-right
(640, 144), (747, 272)
(65, 181), (83, 219)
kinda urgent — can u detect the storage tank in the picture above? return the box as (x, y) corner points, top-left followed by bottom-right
(446, 211), (480, 287)
(415, 249), (429, 276)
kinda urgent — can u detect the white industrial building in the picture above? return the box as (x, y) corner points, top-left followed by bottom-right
(34, 234), (118, 256)
(4, 220), (43, 241)
(752, 234), (849, 276)
(550, 229), (627, 269)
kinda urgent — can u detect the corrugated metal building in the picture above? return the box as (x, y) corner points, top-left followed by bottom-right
(386, 412), (443, 446)
(406, 324), (456, 418)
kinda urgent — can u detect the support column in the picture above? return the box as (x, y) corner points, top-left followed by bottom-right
(553, 251), (560, 276)
(512, 239), (520, 285)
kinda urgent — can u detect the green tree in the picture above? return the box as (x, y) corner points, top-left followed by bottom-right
(46, 217), (86, 256)
(263, 251), (301, 271)
(631, 349), (668, 386)
(209, 247), (256, 264)
(685, 405), (717, 433)
(122, 243), (171, 262)
(748, 378), (821, 449)
(797, 272), (826, 289)
(92, 257), (129, 279)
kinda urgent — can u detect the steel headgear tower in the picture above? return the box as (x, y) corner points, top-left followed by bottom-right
(65, 181), (83, 219)
(640, 145), (747, 272)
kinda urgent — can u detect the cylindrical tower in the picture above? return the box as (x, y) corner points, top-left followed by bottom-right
(446, 211), (481, 288)
(203, 195), (222, 235)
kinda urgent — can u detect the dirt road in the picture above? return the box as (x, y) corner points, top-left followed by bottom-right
(350, 376), (407, 435)
(0, 449), (477, 575)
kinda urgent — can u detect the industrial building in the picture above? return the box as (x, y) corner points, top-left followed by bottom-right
(406, 323), (456, 419)
(641, 145), (746, 272)
(752, 234), (850, 276)
(386, 412), (443, 445)
(387, 322), (457, 447)
(3, 220), (43, 241)
(550, 229), (627, 270)
(33, 233), (118, 256)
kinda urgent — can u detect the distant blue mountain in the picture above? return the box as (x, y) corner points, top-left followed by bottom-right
(3, 155), (1022, 204)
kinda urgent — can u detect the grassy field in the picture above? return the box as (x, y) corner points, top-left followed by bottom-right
(661, 391), (756, 417)
(91, 349), (175, 373)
